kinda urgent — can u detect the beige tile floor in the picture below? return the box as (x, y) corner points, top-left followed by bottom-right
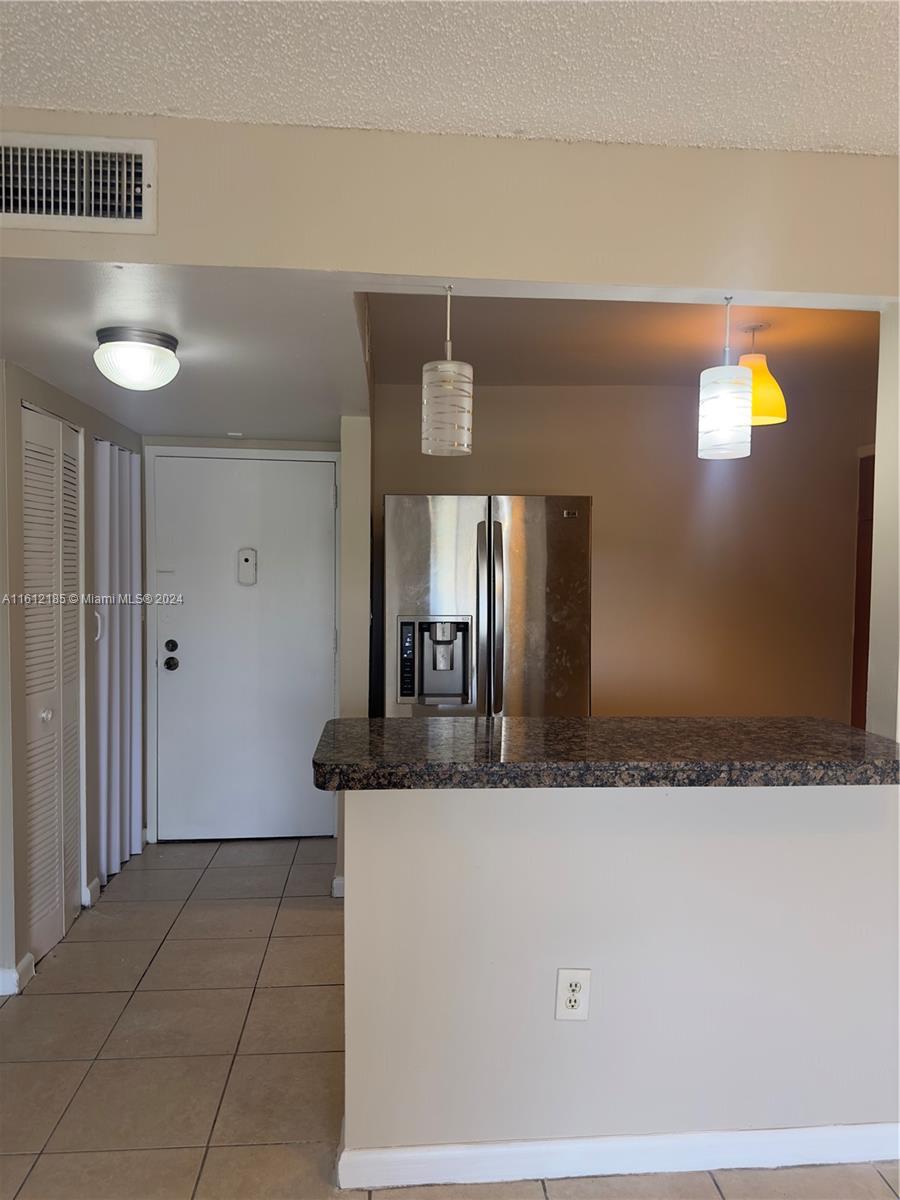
(0, 840), (896, 1200)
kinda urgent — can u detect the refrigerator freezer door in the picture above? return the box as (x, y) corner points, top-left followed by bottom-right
(384, 494), (489, 716)
(491, 495), (591, 716)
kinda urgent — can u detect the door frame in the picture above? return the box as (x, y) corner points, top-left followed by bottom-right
(143, 444), (341, 844)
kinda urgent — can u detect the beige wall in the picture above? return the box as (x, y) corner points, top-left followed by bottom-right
(343, 784), (897, 1154)
(1, 107), (896, 301)
(1, 361), (141, 967)
(868, 305), (900, 739)
(332, 415), (373, 884)
(0, 371), (16, 978)
(372, 382), (875, 720)
(338, 416), (372, 719)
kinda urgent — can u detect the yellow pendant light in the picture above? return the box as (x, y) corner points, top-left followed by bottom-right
(739, 324), (787, 426)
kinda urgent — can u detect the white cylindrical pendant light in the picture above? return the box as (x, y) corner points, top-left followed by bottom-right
(422, 359), (474, 456)
(421, 287), (473, 456)
(697, 297), (752, 460)
(698, 364), (752, 459)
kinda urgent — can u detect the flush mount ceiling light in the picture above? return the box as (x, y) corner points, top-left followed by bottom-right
(739, 323), (787, 426)
(697, 297), (752, 460)
(421, 286), (474, 456)
(93, 327), (180, 391)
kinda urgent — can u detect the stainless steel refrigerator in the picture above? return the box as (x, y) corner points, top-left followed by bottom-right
(384, 495), (591, 717)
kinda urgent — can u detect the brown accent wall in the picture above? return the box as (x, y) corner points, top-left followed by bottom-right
(372, 382), (876, 719)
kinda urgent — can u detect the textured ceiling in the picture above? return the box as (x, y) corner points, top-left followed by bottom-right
(1, 1), (896, 154)
(368, 293), (880, 393)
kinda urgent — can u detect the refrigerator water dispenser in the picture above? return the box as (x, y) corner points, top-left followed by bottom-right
(397, 616), (471, 705)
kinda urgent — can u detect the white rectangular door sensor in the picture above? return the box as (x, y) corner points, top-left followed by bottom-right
(237, 547), (257, 585)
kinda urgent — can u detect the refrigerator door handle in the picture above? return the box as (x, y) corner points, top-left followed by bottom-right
(476, 520), (489, 714)
(492, 520), (504, 714)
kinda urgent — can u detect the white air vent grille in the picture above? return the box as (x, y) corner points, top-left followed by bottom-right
(0, 133), (156, 233)
(3, 145), (144, 218)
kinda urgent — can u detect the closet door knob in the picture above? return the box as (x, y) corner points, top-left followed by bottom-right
(163, 656), (179, 672)
(40, 708), (54, 723)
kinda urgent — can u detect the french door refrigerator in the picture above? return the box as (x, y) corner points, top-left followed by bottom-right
(384, 494), (591, 717)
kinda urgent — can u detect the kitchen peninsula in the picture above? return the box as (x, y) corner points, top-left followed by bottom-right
(313, 716), (899, 1191)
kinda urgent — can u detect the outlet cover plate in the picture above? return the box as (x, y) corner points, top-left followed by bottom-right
(556, 967), (591, 1021)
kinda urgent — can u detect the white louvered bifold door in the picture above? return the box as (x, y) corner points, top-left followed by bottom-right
(22, 408), (64, 960)
(21, 408), (83, 961)
(61, 424), (82, 929)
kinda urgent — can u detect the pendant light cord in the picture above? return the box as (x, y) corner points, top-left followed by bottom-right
(723, 296), (734, 366)
(445, 285), (453, 361)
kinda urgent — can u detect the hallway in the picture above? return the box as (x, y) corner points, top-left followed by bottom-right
(0, 838), (348, 1198)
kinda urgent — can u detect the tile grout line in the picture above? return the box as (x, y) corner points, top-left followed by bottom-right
(88, 863), (208, 1054)
(5, 980), (338, 999)
(63, 927), (340, 940)
(4, 1138), (344, 1158)
(5, 1046), (342, 1067)
(189, 847), (296, 1200)
(875, 1164), (900, 1199)
(541, 1179), (550, 1200)
(709, 1168), (727, 1200)
(6, 841), (339, 1199)
(12, 856), (208, 1193)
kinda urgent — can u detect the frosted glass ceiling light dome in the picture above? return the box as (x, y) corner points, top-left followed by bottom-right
(94, 327), (180, 391)
(698, 297), (752, 460)
(421, 286), (473, 456)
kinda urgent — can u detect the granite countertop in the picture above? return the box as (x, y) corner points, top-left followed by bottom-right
(312, 715), (900, 790)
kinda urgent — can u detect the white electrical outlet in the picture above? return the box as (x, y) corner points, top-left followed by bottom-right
(555, 968), (591, 1021)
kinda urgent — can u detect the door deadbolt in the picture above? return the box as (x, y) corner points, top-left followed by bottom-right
(164, 639), (178, 652)
(163, 656), (179, 671)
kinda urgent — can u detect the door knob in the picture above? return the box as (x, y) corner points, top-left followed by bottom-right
(163, 656), (179, 671)
(40, 708), (54, 722)
(164, 639), (178, 652)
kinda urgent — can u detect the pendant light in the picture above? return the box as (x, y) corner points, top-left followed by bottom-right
(739, 323), (787, 426)
(421, 286), (474, 456)
(697, 297), (752, 460)
(94, 327), (180, 391)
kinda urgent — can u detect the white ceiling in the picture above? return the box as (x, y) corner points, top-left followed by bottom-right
(0, 259), (369, 440)
(0, 260), (881, 440)
(1, 1), (896, 155)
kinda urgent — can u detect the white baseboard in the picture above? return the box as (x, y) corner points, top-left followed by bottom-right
(337, 1123), (899, 1190)
(0, 952), (35, 996)
(82, 877), (100, 908)
(331, 874), (345, 899)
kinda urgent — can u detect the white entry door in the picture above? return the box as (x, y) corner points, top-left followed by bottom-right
(154, 454), (336, 840)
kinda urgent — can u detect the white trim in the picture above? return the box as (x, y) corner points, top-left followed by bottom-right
(76, 426), (89, 923)
(348, 271), (895, 313)
(331, 874), (345, 899)
(0, 370), (17, 996)
(82, 877), (100, 907)
(0, 952), (36, 996)
(337, 1123), (900, 1190)
(143, 443), (340, 844)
